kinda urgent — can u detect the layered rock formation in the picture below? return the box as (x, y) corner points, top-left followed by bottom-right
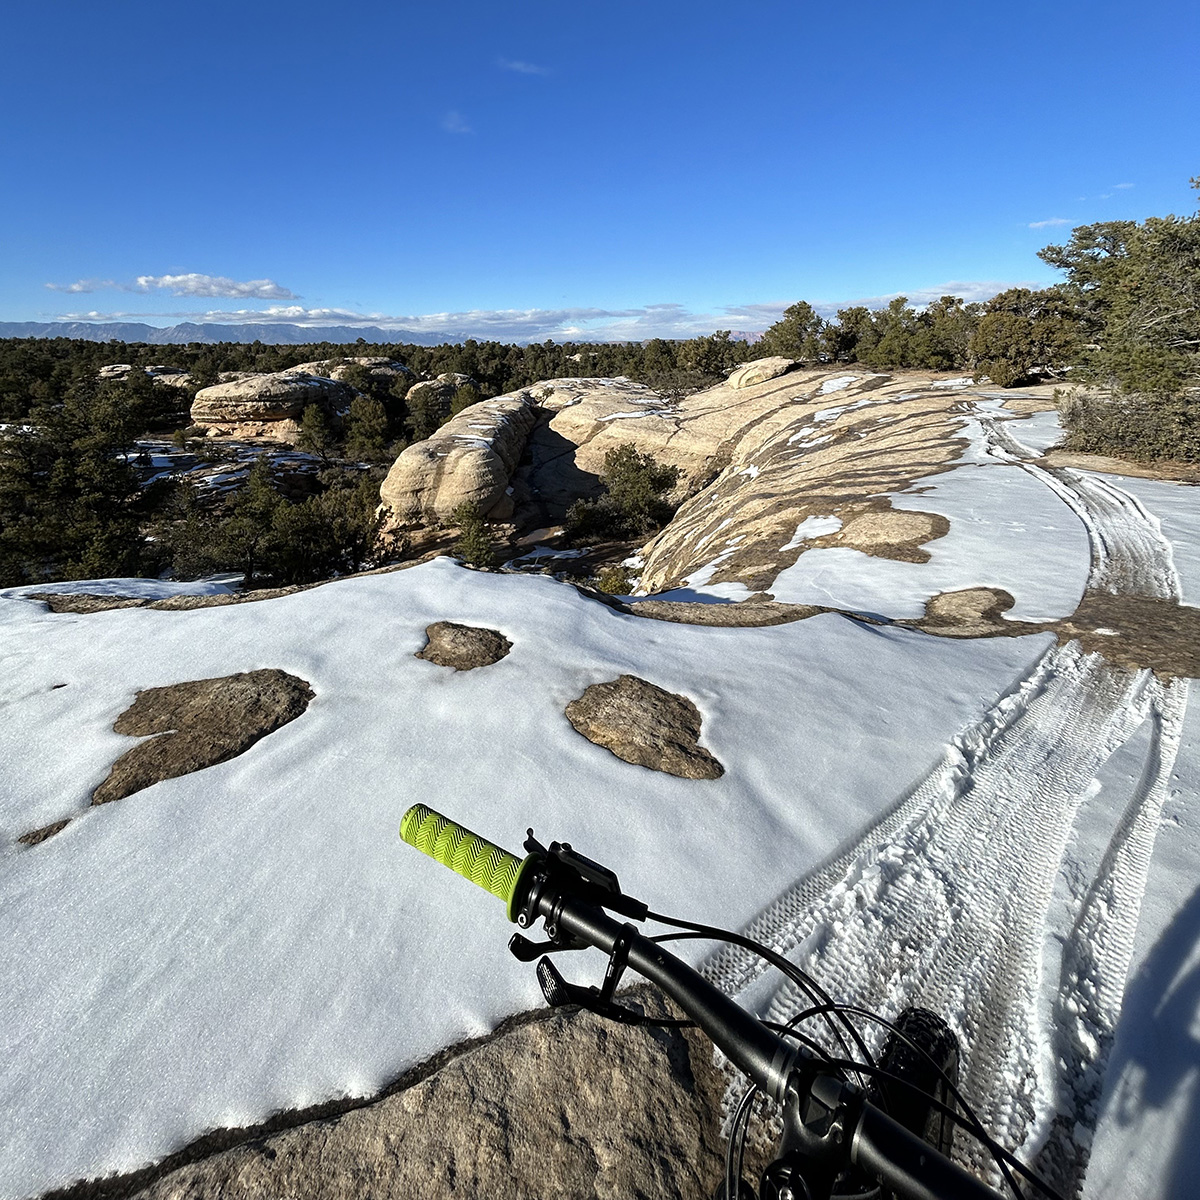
(379, 392), (539, 525)
(287, 356), (412, 385)
(727, 355), (795, 389)
(190, 371), (358, 440)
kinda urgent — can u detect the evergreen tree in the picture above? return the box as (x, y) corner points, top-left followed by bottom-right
(344, 395), (391, 463)
(298, 403), (338, 461)
(451, 501), (496, 567)
(759, 301), (825, 360)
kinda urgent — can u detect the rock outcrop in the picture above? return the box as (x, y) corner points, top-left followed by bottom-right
(625, 370), (977, 597)
(119, 991), (726, 1200)
(287, 357), (412, 385)
(403, 372), (477, 415)
(726, 355), (795, 389)
(415, 621), (512, 670)
(565, 674), (724, 779)
(98, 363), (194, 387)
(379, 392), (538, 525)
(190, 371), (358, 440)
(92, 670), (314, 805)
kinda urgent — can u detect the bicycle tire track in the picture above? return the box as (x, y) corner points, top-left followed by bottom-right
(702, 405), (1190, 1192)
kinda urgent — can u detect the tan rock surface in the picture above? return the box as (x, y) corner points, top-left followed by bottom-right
(565, 674), (724, 779)
(727, 356), (795, 389)
(628, 370), (998, 597)
(92, 670), (314, 806)
(415, 621), (512, 670)
(379, 393), (538, 525)
(191, 372), (358, 440)
(286, 357), (412, 384)
(101, 992), (725, 1200)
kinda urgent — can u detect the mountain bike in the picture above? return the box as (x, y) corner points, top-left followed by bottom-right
(400, 804), (1064, 1200)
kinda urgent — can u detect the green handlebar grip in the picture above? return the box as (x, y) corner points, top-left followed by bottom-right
(400, 804), (535, 921)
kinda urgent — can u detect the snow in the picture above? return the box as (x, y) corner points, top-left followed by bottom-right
(0, 558), (1054, 1198)
(817, 375), (858, 394)
(780, 515), (842, 552)
(1011, 408), (1065, 454)
(1084, 688), (1200, 1200)
(1091, 474), (1200, 605)
(0, 576), (239, 601)
(769, 452), (1091, 620)
(929, 376), (975, 389)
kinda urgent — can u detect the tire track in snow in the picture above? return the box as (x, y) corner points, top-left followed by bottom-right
(702, 407), (1189, 1192)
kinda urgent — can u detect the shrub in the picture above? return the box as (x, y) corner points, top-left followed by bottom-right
(451, 501), (496, 567)
(565, 446), (679, 542)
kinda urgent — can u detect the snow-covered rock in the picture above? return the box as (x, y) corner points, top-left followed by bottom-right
(286, 357), (412, 385)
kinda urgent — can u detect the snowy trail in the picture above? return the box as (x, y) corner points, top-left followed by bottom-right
(702, 405), (1189, 1192)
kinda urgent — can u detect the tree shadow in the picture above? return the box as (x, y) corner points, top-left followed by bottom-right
(1096, 881), (1200, 1196)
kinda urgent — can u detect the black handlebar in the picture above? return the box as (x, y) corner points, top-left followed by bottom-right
(542, 889), (1000, 1200)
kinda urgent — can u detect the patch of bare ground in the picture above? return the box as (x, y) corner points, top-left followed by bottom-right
(93, 670), (314, 805)
(907, 587), (1200, 680)
(16, 670), (313, 846)
(565, 674), (724, 779)
(1040, 451), (1200, 484)
(37, 990), (726, 1200)
(624, 599), (825, 626)
(1055, 594), (1200, 680)
(415, 622), (512, 670)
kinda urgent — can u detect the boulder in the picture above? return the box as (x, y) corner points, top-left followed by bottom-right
(415, 621), (512, 670)
(98, 363), (193, 388)
(92, 670), (314, 806)
(726, 356), (795, 389)
(403, 372), (478, 417)
(564, 674), (724, 779)
(190, 371), (358, 440)
(379, 392), (538, 525)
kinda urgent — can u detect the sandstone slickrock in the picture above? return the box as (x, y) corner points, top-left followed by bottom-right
(379, 392), (538, 525)
(112, 991), (726, 1200)
(726, 356), (795, 389)
(402, 372), (478, 416)
(92, 670), (314, 805)
(415, 621), (512, 670)
(17, 819), (70, 846)
(286, 357), (412, 385)
(190, 372), (358, 440)
(98, 363), (193, 387)
(565, 674), (724, 779)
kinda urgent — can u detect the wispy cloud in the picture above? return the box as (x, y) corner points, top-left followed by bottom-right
(1027, 218), (1072, 229)
(441, 110), (472, 134)
(497, 57), (549, 75)
(46, 273), (297, 299)
(1113, 182), (1135, 189)
(52, 281), (1046, 343)
(45, 278), (117, 294)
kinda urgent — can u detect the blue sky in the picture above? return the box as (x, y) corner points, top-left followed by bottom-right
(2, 0), (1196, 340)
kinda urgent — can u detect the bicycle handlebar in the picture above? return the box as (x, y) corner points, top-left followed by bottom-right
(400, 805), (1002, 1200)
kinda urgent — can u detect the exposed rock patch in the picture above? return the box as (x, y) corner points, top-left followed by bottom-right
(55, 990), (725, 1200)
(1056, 594), (1200, 680)
(379, 393), (538, 525)
(625, 599), (824, 627)
(415, 622), (512, 670)
(727, 355), (795, 389)
(836, 508), (950, 562)
(191, 372), (357, 441)
(565, 674), (724, 779)
(17, 819), (70, 846)
(92, 670), (314, 805)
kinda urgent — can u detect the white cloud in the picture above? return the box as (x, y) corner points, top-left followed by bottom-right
(497, 57), (549, 75)
(441, 110), (472, 134)
(45, 279), (117, 294)
(46, 273), (297, 299)
(133, 274), (297, 299)
(1028, 218), (1072, 229)
(1113, 182), (1135, 189)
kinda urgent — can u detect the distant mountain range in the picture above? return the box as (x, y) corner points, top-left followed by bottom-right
(0, 321), (456, 346)
(0, 320), (763, 347)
